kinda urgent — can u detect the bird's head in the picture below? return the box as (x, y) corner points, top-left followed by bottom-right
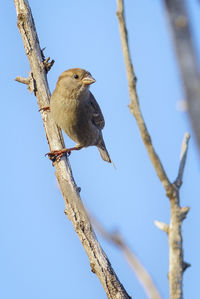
(56, 68), (96, 99)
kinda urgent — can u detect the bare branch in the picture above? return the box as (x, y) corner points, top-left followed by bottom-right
(91, 216), (162, 299)
(154, 220), (169, 234)
(15, 72), (36, 93)
(168, 195), (183, 299)
(116, 1), (191, 298)
(116, 0), (172, 195)
(14, 1), (131, 298)
(175, 133), (190, 188)
(15, 76), (29, 84)
(164, 0), (200, 152)
(168, 134), (190, 299)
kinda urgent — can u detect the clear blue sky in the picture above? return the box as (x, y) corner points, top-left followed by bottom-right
(1, 1), (200, 298)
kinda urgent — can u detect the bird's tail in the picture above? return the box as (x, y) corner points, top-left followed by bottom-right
(98, 146), (111, 163)
(97, 140), (116, 169)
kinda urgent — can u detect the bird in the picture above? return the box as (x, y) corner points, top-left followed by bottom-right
(48, 68), (112, 164)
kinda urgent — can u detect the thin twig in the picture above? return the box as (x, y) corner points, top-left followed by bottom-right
(14, 1), (131, 298)
(164, 0), (200, 152)
(175, 132), (190, 188)
(116, 0), (172, 196)
(92, 215), (163, 299)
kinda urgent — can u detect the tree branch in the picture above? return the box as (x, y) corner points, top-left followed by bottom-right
(154, 220), (169, 234)
(174, 132), (190, 188)
(15, 72), (36, 93)
(14, 1), (131, 298)
(116, 1), (190, 298)
(168, 134), (190, 299)
(116, 0), (172, 196)
(91, 215), (163, 299)
(164, 0), (200, 152)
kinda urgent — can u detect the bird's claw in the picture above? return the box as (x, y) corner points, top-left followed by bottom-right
(39, 106), (50, 112)
(46, 149), (71, 162)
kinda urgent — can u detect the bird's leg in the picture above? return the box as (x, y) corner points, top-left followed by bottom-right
(46, 146), (82, 162)
(67, 146), (82, 153)
(39, 106), (50, 112)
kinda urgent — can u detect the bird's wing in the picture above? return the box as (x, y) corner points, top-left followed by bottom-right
(88, 92), (105, 130)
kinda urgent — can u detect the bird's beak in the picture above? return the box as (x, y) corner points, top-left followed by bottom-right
(82, 76), (96, 85)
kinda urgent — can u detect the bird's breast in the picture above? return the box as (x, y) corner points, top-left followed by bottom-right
(50, 93), (100, 146)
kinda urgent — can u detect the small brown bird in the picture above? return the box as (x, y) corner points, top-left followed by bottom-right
(49, 68), (112, 164)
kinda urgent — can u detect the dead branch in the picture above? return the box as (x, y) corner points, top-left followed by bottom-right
(14, 1), (131, 298)
(116, 1), (190, 298)
(15, 72), (36, 93)
(154, 221), (169, 234)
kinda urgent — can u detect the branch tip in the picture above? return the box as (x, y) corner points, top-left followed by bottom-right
(15, 76), (29, 84)
(154, 220), (169, 234)
(175, 132), (190, 188)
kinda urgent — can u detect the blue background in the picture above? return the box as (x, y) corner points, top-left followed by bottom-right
(1, 1), (200, 298)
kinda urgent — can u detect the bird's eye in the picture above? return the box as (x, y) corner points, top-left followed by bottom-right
(74, 74), (79, 79)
